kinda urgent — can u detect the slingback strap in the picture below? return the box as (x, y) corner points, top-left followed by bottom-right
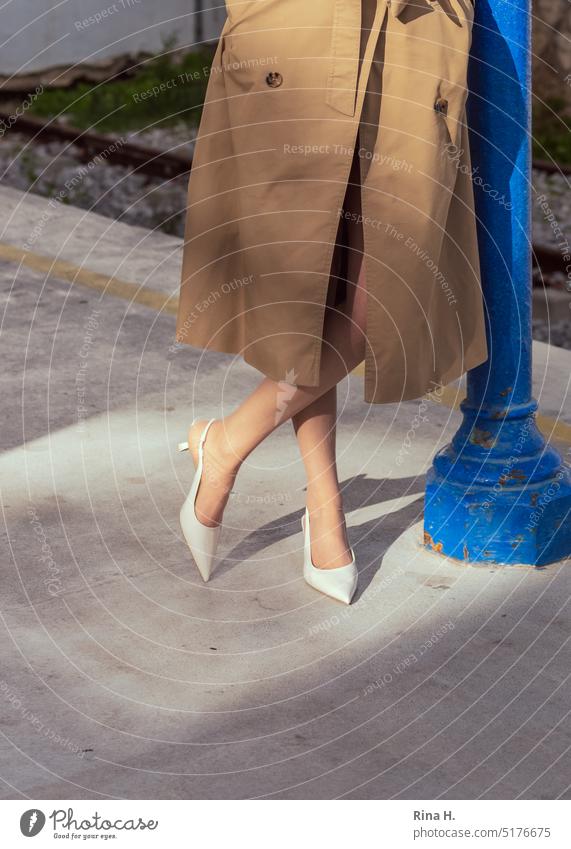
(178, 417), (216, 453)
(199, 418), (217, 450)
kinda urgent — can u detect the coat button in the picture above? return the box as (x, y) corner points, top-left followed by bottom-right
(265, 71), (283, 88)
(434, 96), (449, 115)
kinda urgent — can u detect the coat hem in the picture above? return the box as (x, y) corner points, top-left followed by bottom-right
(173, 332), (489, 405)
(363, 346), (489, 404)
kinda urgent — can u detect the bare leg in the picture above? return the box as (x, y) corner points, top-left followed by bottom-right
(291, 224), (366, 567)
(291, 386), (352, 569)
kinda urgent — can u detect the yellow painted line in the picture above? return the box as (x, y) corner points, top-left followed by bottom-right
(353, 361), (571, 444)
(0, 242), (178, 314)
(537, 413), (571, 445)
(436, 385), (571, 444)
(3, 241), (570, 445)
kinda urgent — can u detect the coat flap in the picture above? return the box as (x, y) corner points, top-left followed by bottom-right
(390, 0), (412, 17)
(325, 0), (362, 117)
(325, 0), (468, 117)
(391, 0), (473, 19)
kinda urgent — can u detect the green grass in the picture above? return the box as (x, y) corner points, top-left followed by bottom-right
(29, 45), (214, 134)
(532, 97), (571, 165)
(28, 60), (571, 167)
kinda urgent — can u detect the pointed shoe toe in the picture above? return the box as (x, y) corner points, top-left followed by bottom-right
(179, 497), (220, 582)
(301, 509), (358, 604)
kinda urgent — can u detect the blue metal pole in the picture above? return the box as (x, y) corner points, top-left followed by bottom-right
(424, 0), (571, 565)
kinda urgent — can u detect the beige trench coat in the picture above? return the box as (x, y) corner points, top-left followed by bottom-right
(176, 0), (488, 403)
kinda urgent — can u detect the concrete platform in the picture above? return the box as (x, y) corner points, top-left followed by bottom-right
(0, 186), (570, 799)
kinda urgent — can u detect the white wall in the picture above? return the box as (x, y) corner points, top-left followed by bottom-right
(0, 0), (227, 75)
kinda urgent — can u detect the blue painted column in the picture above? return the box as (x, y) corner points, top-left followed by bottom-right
(423, 0), (571, 565)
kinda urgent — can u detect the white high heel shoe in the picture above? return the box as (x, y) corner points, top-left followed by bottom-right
(302, 508), (358, 604)
(178, 418), (221, 582)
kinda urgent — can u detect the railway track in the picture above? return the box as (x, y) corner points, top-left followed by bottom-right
(1, 111), (570, 282)
(0, 112), (192, 179)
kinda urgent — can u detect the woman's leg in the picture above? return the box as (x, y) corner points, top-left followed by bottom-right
(291, 386), (352, 569)
(290, 171), (366, 568)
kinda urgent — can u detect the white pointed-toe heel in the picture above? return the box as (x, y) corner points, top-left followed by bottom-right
(301, 508), (358, 604)
(177, 418), (221, 582)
